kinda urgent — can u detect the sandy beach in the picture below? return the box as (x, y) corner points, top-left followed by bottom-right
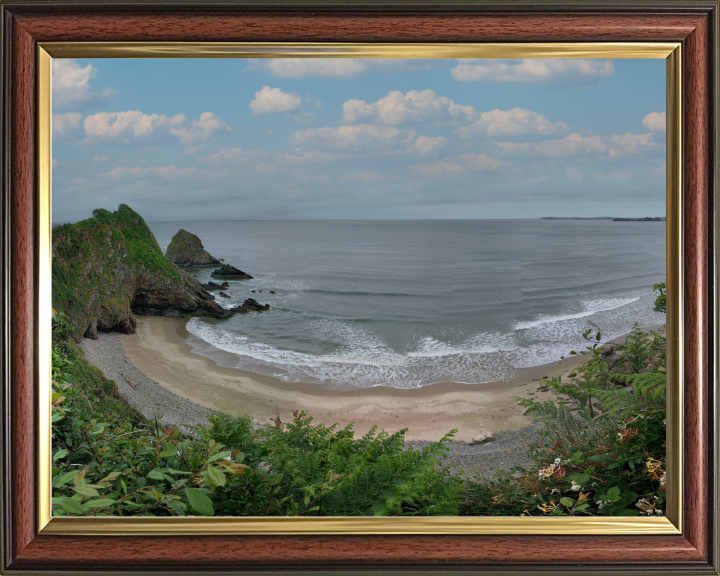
(113, 316), (603, 442)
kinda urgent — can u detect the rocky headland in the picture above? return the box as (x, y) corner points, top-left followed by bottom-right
(52, 204), (233, 342)
(165, 228), (222, 269)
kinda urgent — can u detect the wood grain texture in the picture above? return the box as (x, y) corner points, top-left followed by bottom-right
(10, 17), (37, 562)
(2, 4), (717, 574)
(681, 10), (711, 560)
(13, 12), (704, 43)
(10, 534), (707, 567)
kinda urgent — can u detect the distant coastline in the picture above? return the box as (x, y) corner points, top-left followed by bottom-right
(541, 216), (666, 221)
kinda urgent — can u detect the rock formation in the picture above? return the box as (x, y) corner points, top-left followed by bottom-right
(52, 204), (232, 342)
(165, 229), (221, 269)
(211, 264), (253, 280)
(201, 281), (229, 291)
(231, 298), (271, 314)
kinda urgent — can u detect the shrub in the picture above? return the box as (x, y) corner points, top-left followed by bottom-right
(51, 323), (460, 517)
(461, 322), (667, 517)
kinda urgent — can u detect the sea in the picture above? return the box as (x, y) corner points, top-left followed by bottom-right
(148, 219), (667, 390)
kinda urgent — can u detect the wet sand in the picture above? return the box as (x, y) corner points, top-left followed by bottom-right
(118, 316), (600, 442)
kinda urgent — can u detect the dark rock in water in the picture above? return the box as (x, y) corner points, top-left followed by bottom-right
(221, 282), (229, 289)
(251, 290), (256, 293)
(202, 281), (225, 291)
(231, 298), (270, 314)
(52, 204), (232, 342)
(166, 229), (221, 269)
(212, 264), (253, 280)
(269, 290), (276, 294)
(219, 292), (230, 298)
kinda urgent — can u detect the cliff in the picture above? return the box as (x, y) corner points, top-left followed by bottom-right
(166, 229), (221, 268)
(52, 204), (231, 342)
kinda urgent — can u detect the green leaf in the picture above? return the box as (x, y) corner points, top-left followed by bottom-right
(52, 448), (69, 461)
(588, 454), (610, 463)
(185, 487), (214, 516)
(607, 487), (621, 498)
(83, 498), (117, 510)
(72, 485), (100, 497)
(569, 474), (591, 484)
(159, 449), (177, 458)
(147, 469), (174, 482)
(573, 503), (590, 513)
(206, 451), (232, 464)
(560, 497), (575, 507)
(207, 466), (226, 488)
(60, 499), (84, 514)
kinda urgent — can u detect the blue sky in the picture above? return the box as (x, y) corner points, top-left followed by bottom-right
(52, 57), (666, 223)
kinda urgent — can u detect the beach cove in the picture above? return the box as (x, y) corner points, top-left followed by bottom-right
(86, 315), (605, 442)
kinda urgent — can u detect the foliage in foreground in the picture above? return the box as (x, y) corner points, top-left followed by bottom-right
(52, 291), (667, 518)
(52, 319), (460, 517)
(461, 323), (667, 517)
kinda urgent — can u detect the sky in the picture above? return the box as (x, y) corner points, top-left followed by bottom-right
(51, 57), (666, 223)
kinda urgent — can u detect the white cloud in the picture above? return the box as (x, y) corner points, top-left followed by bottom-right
(84, 110), (185, 139)
(250, 86), (302, 114)
(408, 135), (448, 156)
(293, 111), (317, 123)
(169, 111), (232, 143)
(203, 147), (251, 164)
(52, 112), (82, 134)
(497, 132), (658, 159)
(100, 165), (196, 179)
(450, 59), (615, 84)
(276, 150), (345, 163)
(461, 153), (507, 171)
(93, 154), (108, 163)
(342, 89), (476, 125)
(411, 161), (466, 178)
(255, 59), (444, 78)
(52, 59), (116, 109)
(258, 59), (369, 78)
(52, 158), (59, 168)
(456, 108), (567, 137)
(292, 124), (417, 151)
(642, 112), (666, 132)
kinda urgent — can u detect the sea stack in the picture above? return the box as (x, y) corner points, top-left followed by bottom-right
(166, 229), (221, 269)
(211, 264), (254, 280)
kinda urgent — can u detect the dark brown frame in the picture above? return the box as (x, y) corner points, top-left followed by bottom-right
(1, 1), (718, 573)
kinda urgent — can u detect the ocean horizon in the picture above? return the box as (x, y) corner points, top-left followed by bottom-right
(148, 219), (666, 390)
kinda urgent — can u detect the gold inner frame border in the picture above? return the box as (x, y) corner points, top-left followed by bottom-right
(37, 42), (682, 536)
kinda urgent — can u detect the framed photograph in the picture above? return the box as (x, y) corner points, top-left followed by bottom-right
(1, 1), (718, 574)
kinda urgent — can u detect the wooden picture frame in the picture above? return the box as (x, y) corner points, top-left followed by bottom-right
(1, 1), (718, 573)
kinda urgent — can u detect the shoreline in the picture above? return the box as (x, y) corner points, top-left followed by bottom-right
(107, 316), (664, 442)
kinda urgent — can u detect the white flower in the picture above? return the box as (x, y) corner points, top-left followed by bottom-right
(554, 457), (562, 465)
(571, 481), (582, 491)
(597, 499), (612, 509)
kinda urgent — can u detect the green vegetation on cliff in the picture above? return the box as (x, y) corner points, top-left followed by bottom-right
(52, 204), (228, 342)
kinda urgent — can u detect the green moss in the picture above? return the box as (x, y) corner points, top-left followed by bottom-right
(52, 204), (180, 332)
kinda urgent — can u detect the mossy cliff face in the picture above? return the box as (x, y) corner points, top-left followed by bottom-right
(166, 229), (221, 268)
(52, 204), (231, 342)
